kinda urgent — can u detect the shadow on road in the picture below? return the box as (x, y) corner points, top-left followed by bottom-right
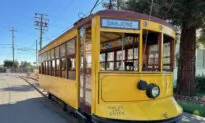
(0, 97), (78, 123)
(0, 83), (39, 92)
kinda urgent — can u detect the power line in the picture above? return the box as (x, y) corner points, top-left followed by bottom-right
(90, 0), (100, 15)
(45, 0), (103, 43)
(79, 0), (104, 18)
(0, 44), (12, 45)
(163, 0), (175, 20)
(0, 46), (35, 51)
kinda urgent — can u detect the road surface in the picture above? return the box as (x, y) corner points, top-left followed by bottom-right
(0, 73), (78, 123)
(0, 73), (204, 123)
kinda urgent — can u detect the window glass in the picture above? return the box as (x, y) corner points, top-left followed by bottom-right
(48, 61), (51, 75)
(56, 59), (60, 76)
(100, 53), (105, 62)
(117, 50), (125, 60)
(51, 49), (55, 59)
(42, 54), (44, 62)
(45, 61), (48, 75)
(55, 46), (60, 58)
(107, 52), (114, 61)
(67, 39), (75, 56)
(148, 45), (159, 70)
(163, 43), (170, 65)
(100, 63), (105, 70)
(115, 61), (124, 70)
(39, 54), (42, 63)
(141, 31), (161, 71)
(47, 51), (51, 60)
(128, 48), (138, 59)
(163, 35), (174, 71)
(106, 62), (114, 70)
(67, 58), (76, 80)
(61, 58), (67, 78)
(116, 50), (125, 70)
(60, 44), (66, 57)
(66, 38), (76, 80)
(43, 53), (47, 61)
(87, 55), (92, 68)
(100, 32), (139, 71)
(42, 62), (45, 74)
(52, 60), (55, 76)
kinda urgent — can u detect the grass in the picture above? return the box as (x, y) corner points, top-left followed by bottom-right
(178, 101), (205, 117)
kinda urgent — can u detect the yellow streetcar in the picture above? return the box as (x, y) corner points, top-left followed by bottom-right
(38, 10), (182, 123)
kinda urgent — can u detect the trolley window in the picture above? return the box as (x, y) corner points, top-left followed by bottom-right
(142, 31), (160, 72)
(66, 38), (76, 80)
(100, 32), (139, 71)
(163, 34), (174, 72)
(55, 46), (60, 76)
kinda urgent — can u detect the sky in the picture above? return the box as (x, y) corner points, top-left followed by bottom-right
(0, 0), (103, 65)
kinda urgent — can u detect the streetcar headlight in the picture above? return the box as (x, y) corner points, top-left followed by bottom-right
(146, 84), (160, 98)
(151, 86), (160, 97)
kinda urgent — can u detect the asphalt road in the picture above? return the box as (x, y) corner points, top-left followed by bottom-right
(0, 73), (78, 123)
(0, 73), (204, 123)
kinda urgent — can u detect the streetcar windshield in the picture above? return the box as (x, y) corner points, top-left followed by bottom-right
(100, 32), (139, 71)
(99, 31), (174, 72)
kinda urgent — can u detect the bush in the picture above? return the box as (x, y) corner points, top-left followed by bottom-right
(195, 76), (205, 92)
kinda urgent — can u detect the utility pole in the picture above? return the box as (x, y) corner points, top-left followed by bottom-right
(34, 13), (49, 50)
(9, 27), (17, 72)
(102, 0), (116, 10)
(117, 0), (120, 10)
(36, 40), (38, 67)
(108, 0), (113, 9)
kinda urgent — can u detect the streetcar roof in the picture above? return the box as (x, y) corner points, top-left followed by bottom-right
(40, 9), (174, 52)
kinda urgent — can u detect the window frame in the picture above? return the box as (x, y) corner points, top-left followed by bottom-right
(66, 37), (76, 80)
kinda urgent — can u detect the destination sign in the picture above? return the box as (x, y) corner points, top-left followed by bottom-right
(101, 18), (140, 30)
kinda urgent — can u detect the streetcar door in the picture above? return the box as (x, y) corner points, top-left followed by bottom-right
(79, 27), (92, 113)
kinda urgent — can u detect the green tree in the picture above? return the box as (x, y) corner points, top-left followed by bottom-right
(104, 0), (205, 96)
(19, 61), (33, 69)
(3, 60), (19, 68)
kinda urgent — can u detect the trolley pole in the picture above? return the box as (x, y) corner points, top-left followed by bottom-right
(9, 27), (17, 72)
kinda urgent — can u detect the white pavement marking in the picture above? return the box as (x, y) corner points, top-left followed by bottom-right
(0, 73), (78, 123)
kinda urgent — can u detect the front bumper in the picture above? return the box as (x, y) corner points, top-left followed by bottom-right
(92, 114), (182, 123)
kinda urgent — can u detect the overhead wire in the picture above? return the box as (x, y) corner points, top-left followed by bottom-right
(143, 0), (154, 61)
(90, 0), (100, 15)
(45, 0), (104, 42)
(78, 0), (104, 18)
(163, 0), (175, 20)
(43, 0), (76, 42)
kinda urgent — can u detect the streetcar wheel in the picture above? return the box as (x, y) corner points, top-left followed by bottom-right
(48, 93), (52, 100)
(62, 103), (68, 112)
